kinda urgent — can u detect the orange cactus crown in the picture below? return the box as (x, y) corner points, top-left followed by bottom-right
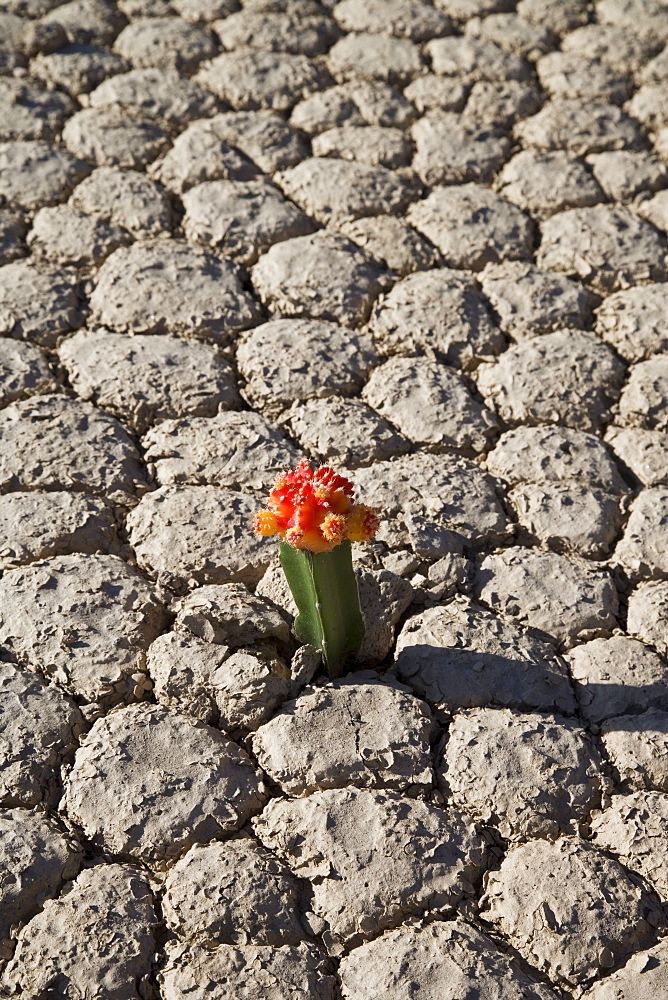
(254, 459), (380, 553)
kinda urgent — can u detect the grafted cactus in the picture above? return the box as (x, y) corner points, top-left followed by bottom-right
(254, 460), (379, 678)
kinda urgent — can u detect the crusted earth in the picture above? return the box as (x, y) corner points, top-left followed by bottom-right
(1, 1), (668, 998)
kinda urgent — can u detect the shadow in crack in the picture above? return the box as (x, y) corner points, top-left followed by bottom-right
(579, 687), (668, 730)
(394, 642), (577, 716)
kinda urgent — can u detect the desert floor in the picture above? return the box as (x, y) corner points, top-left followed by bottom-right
(1, 0), (668, 997)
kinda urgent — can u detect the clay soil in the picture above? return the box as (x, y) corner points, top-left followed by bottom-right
(1, 0), (668, 997)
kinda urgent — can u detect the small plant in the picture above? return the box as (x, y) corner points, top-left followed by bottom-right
(254, 460), (379, 679)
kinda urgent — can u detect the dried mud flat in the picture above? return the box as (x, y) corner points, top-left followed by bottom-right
(1, 0), (668, 997)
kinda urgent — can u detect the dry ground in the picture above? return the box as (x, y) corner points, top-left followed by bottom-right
(1, 0), (668, 996)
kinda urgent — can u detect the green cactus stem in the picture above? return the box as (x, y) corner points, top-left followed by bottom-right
(279, 538), (365, 679)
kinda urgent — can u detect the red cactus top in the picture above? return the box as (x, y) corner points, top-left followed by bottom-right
(254, 459), (379, 553)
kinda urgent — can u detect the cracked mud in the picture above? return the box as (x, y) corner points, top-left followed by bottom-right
(1, 0), (668, 997)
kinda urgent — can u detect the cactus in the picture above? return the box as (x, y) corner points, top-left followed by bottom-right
(279, 539), (364, 679)
(254, 460), (379, 679)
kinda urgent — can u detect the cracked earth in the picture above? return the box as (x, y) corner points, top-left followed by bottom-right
(1, 0), (668, 996)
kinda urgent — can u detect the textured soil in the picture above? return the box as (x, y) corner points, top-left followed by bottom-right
(1, 0), (668, 997)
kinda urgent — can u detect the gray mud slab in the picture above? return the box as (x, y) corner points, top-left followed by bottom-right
(495, 149), (604, 219)
(41, 0), (128, 46)
(485, 425), (628, 494)
(160, 940), (337, 1000)
(561, 22), (665, 71)
(1, 864), (158, 1000)
(27, 204), (131, 268)
(463, 78), (542, 127)
(182, 177), (315, 264)
(253, 787), (486, 951)
(162, 835), (307, 946)
(628, 82), (668, 130)
(0, 661), (84, 807)
(587, 151), (668, 204)
(250, 230), (386, 328)
(0, 140), (90, 211)
(142, 409), (299, 489)
(394, 596), (576, 716)
(62, 105), (170, 169)
(251, 673), (434, 796)
(479, 836), (664, 986)
(0, 395), (148, 504)
(149, 121), (263, 194)
(474, 546), (619, 645)
(370, 266), (505, 369)
(475, 330), (625, 432)
(507, 481), (622, 558)
(112, 16), (217, 73)
(534, 52), (630, 104)
(176, 110), (308, 176)
(126, 484), (270, 591)
(339, 920), (561, 1000)
(351, 451), (509, 548)
(63, 702), (266, 865)
(327, 32), (424, 84)
(537, 206), (668, 292)
(463, 12), (554, 59)
(566, 636), (668, 727)
(0, 553), (166, 706)
(30, 43), (127, 97)
(582, 938), (668, 1000)
(362, 355), (498, 454)
(0, 339), (55, 407)
(600, 709), (668, 793)
(514, 99), (642, 156)
(411, 110), (511, 185)
(0, 260), (82, 347)
(614, 488), (668, 579)
(333, 0), (452, 41)
(425, 35), (530, 81)
(237, 317), (378, 419)
(281, 395), (408, 468)
(213, 9), (339, 57)
(69, 165), (173, 238)
(0, 78), (75, 142)
(407, 184), (534, 271)
(174, 582), (289, 647)
(59, 329), (240, 434)
(0, 490), (118, 569)
(618, 357), (668, 433)
(591, 790), (668, 898)
(440, 707), (603, 840)
(89, 241), (261, 343)
(628, 580), (668, 656)
(311, 124), (413, 170)
(0, 210), (27, 267)
(0, 808), (82, 960)
(636, 190), (668, 237)
(290, 79), (415, 133)
(147, 630), (291, 733)
(595, 284), (668, 362)
(196, 50), (331, 111)
(276, 156), (416, 225)
(357, 568), (414, 663)
(605, 426), (668, 487)
(479, 260), (597, 338)
(334, 215), (439, 275)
